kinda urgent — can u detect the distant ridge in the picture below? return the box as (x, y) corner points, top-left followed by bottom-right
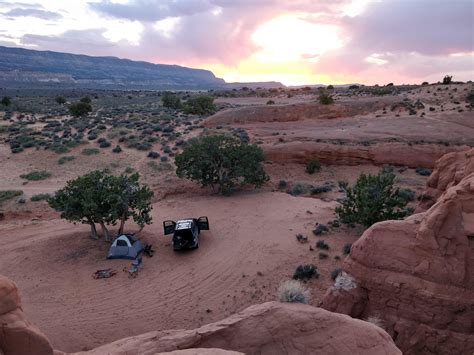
(0, 45), (226, 90)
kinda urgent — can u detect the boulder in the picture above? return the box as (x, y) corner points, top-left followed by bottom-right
(321, 173), (474, 354)
(0, 275), (53, 355)
(74, 302), (400, 355)
(420, 148), (474, 208)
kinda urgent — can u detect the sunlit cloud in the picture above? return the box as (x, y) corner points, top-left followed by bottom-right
(0, 0), (472, 85)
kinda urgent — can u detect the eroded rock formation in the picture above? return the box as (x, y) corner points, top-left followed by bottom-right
(0, 275), (53, 355)
(321, 172), (474, 354)
(74, 302), (400, 355)
(420, 148), (474, 208)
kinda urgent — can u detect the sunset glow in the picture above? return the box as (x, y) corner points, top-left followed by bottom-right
(0, 0), (472, 85)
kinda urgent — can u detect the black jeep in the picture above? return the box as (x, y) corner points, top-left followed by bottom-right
(163, 217), (209, 251)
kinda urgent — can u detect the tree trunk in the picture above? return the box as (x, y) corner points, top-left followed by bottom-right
(118, 213), (127, 235)
(89, 222), (98, 240)
(100, 221), (110, 241)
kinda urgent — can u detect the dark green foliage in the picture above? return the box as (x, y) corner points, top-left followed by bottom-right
(278, 180), (287, 189)
(58, 156), (75, 165)
(288, 182), (312, 196)
(69, 101), (92, 117)
(306, 159), (321, 174)
(318, 91), (334, 105)
(327, 85), (334, 90)
(183, 96), (216, 115)
(80, 96), (92, 104)
(316, 240), (329, 250)
(330, 268), (342, 280)
(148, 151), (160, 159)
(99, 140), (111, 148)
(342, 243), (352, 255)
(397, 188), (416, 202)
(20, 170), (51, 181)
(442, 75), (453, 85)
(319, 252), (329, 260)
(161, 92), (182, 109)
(1, 96), (12, 106)
(415, 167), (432, 176)
(55, 96), (66, 104)
(48, 170), (154, 239)
(466, 90), (474, 107)
(311, 185), (332, 194)
(112, 145), (122, 153)
(49, 144), (70, 154)
(31, 193), (51, 202)
(82, 147), (100, 155)
(0, 190), (23, 204)
(348, 85), (359, 90)
(266, 100), (275, 105)
(175, 135), (268, 195)
(293, 264), (319, 280)
(313, 224), (329, 236)
(335, 170), (409, 227)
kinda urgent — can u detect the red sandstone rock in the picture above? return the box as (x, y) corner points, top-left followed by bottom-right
(74, 301), (400, 355)
(420, 148), (474, 208)
(0, 275), (53, 355)
(321, 173), (474, 355)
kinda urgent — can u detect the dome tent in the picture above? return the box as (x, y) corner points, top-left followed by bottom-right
(107, 234), (143, 259)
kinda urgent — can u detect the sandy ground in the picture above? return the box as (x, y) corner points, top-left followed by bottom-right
(0, 190), (364, 352)
(0, 83), (466, 352)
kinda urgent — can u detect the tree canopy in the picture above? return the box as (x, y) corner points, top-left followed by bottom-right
(183, 95), (216, 115)
(161, 92), (182, 109)
(48, 170), (154, 240)
(69, 101), (92, 117)
(175, 135), (268, 195)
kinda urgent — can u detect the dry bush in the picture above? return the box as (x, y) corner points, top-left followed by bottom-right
(277, 279), (311, 304)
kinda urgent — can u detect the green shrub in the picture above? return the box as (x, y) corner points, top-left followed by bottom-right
(69, 101), (92, 117)
(277, 280), (310, 304)
(318, 91), (334, 105)
(50, 144), (70, 154)
(58, 156), (75, 165)
(397, 188), (416, 202)
(0, 190), (23, 204)
(316, 240), (329, 250)
(319, 252), (329, 259)
(293, 264), (319, 280)
(288, 182), (312, 196)
(82, 148), (100, 155)
(442, 75), (452, 85)
(55, 96), (66, 104)
(305, 159), (321, 174)
(31, 193), (51, 202)
(1, 96), (12, 106)
(148, 151), (160, 159)
(112, 145), (122, 153)
(266, 100), (275, 105)
(335, 170), (409, 227)
(183, 96), (216, 115)
(20, 170), (51, 181)
(161, 92), (182, 109)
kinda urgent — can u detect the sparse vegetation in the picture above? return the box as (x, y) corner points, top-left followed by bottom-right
(20, 170), (52, 181)
(318, 91), (334, 105)
(343, 243), (352, 255)
(69, 101), (92, 117)
(183, 95), (216, 115)
(58, 156), (75, 165)
(277, 280), (310, 304)
(442, 75), (453, 85)
(161, 92), (182, 109)
(305, 159), (321, 174)
(336, 170), (410, 227)
(293, 264), (319, 280)
(0, 190), (23, 204)
(31, 193), (51, 202)
(82, 148), (100, 155)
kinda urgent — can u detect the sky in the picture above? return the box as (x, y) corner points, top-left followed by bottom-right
(0, 0), (472, 86)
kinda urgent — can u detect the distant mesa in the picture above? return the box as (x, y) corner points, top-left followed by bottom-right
(0, 45), (283, 90)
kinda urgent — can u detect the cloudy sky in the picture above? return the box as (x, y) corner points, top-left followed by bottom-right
(0, 0), (472, 85)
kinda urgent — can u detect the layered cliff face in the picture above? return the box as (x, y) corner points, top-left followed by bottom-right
(0, 45), (225, 90)
(321, 164), (474, 353)
(0, 275), (53, 355)
(73, 302), (400, 355)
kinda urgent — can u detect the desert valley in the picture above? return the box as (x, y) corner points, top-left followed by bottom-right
(0, 1), (473, 354)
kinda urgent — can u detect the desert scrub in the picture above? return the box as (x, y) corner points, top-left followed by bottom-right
(342, 243), (352, 255)
(293, 264), (319, 280)
(336, 170), (409, 227)
(20, 170), (51, 181)
(31, 193), (51, 202)
(305, 159), (321, 174)
(58, 156), (75, 165)
(330, 268), (342, 280)
(277, 280), (310, 304)
(82, 148), (100, 155)
(316, 240), (329, 250)
(0, 190), (23, 204)
(288, 182), (313, 196)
